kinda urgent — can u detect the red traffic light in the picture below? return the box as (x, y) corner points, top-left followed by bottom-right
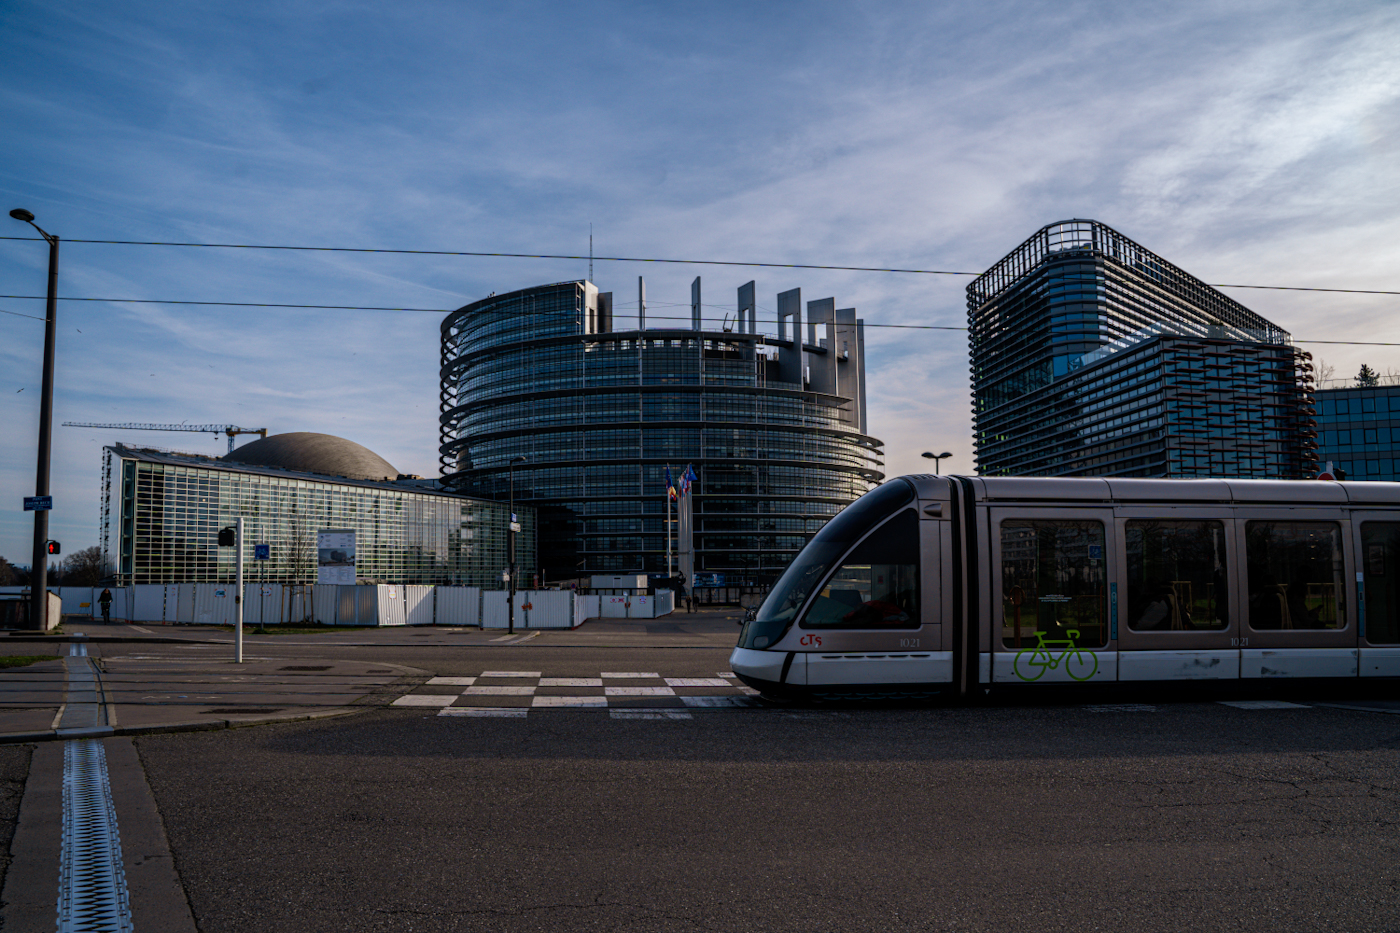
(46, 541), (61, 555)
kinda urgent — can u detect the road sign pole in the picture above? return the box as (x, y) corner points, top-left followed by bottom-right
(27, 230), (58, 631)
(235, 517), (244, 663)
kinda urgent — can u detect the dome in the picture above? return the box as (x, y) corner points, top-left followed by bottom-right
(223, 432), (400, 481)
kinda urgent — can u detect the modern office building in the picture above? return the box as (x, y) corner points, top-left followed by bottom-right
(1315, 383), (1400, 481)
(439, 278), (884, 582)
(103, 433), (535, 586)
(968, 219), (1318, 478)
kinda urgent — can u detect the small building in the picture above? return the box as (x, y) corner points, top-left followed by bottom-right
(1315, 383), (1400, 481)
(102, 432), (535, 586)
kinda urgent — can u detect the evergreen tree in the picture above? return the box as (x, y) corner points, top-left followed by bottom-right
(1356, 364), (1380, 387)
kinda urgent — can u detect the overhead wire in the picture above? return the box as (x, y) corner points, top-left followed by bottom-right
(2, 234), (1398, 295)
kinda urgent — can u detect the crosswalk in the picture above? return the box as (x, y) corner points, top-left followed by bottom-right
(391, 670), (762, 719)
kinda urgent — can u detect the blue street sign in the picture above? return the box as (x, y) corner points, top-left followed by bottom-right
(253, 544), (270, 560)
(23, 496), (52, 511)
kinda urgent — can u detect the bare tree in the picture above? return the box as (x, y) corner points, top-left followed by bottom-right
(0, 557), (16, 586)
(1316, 359), (1335, 384)
(62, 546), (104, 587)
(286, 515), (317, 622)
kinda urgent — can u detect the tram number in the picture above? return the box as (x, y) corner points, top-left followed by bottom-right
(800, 634), (823, 647)
(1230, 637), (1250, 647)
(899, 638), (920, 648)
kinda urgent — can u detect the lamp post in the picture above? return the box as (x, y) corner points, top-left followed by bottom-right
(10, 209), (59, 632)
(507, 455), (526, 634)
(921, 451), (953, 475)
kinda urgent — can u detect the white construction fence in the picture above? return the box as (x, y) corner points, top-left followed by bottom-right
(0, 584), (647, 628)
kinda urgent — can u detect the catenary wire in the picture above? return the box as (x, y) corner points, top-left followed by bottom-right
(0, 293), (1397, 344)
(1, 235), (1398, 296)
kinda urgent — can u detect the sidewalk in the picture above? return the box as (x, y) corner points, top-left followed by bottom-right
(0, 646), (426, 744)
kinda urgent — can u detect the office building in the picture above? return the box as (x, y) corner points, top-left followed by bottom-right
(439, 278), (884, 582)
(103, 433), (534, 586)
(1315, 383), (1400, 481)
(968, 219), (1318, 478)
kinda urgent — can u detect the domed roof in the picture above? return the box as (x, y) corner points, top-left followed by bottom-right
(223, 432), (400, 481)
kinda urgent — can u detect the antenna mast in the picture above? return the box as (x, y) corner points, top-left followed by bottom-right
(589, 224), (593, 282)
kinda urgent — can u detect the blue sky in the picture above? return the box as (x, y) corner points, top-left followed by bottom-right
(2, 0), (1398, 563)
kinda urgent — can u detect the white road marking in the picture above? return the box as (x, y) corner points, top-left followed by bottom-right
(604, 686), (675, 696)
(718, 672), (738, 678)
(439, 708), (528, 718)
(1218, 700), (1310, 709)
(426, 676), (477, 686)
(611, 710), (692, 720)
(465, 685), (536, 695)
(479, 671), (541, 678)
(600, 672), (660, 679)
(539, 677), (604, 687)
(665, 677), (732, 687)
(391, 695), (457, 707)
(532, 696), (609, 708)
(681, 696), (759, 708)
(129, 625), (153, 634)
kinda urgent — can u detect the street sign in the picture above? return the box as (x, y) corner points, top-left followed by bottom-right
(510, 522), (522, 533)
(253, 544), (270, 560)
(23, 496), (52, 511)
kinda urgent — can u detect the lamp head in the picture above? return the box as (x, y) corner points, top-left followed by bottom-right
(9, 208), (36, 223)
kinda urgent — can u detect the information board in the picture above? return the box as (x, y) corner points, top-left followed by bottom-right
(317, 529), (357, 585)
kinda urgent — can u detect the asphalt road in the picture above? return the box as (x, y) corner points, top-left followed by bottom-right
(3, 615), (1399, 932)
(132, 697), (1400, 933)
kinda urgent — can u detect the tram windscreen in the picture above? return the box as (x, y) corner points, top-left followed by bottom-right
(739, 479), (916, 649)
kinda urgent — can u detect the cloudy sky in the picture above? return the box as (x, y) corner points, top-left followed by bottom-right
(2, 0), (1398, 563)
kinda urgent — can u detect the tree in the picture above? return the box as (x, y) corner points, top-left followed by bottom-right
(0, 557), (16, 586)
(62, 546), (104, 587)
(1356, 364), (1380, 387)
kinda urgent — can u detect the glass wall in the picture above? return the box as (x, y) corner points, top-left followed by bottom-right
(104, 452), (534, 586)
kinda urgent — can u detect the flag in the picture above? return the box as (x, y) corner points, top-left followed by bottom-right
(681, 463), (697, 496)
(665, 464), (678, 500)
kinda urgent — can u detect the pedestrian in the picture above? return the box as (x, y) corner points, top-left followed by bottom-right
(98, 587), (113, 624)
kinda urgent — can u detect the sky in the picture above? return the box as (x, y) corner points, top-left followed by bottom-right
(2, 0), (1398, 564)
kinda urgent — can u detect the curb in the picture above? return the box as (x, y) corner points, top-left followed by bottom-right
(0, 706), (370, 745)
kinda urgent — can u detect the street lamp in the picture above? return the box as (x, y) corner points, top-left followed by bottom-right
(10, 209), (59, 632)
(921, 451), (953, 475)
(507, 455), (526, 634)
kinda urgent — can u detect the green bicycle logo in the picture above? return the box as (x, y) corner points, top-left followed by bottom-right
(1013, 629), (1099, 682)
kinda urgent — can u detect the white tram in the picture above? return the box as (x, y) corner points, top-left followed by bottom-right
(731, 475), (1400, 698)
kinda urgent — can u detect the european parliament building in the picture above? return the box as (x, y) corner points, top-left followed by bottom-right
(969, 219), (1318, 478)
(439, 278), (884, 582)
(103, 433), (534, 586)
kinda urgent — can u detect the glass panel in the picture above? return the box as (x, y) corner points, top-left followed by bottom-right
(1125, 520), (1228, 631)
(742, 479), (915, 648)
(802, 509), (919, 629)
(1001, 520), (1107, 649)
(1361, 523), (1400, 644)
(1245, 522), (1346, 630)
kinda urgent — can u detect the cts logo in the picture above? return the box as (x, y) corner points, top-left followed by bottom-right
(799, 634), (822, 647)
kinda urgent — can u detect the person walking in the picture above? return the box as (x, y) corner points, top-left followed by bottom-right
(98, 587), (112, 624)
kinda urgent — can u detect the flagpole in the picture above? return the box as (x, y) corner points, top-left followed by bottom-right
(666, 464), (673, 577)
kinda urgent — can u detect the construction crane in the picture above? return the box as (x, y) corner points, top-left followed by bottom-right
(62, 422), (268, 454)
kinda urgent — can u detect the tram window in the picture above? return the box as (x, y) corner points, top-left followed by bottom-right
(1000, 520), (1107, 649)
(802, 509), (919, 629)
(1361, 524), (1400, 644)
(1245, 522), (1347, 631)
(1125, 520), (1228, 631)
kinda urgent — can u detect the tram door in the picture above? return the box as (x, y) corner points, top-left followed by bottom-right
(1236, 510), (1356, 678)
(1114, 508), (1240, 681)
(1355, 515), (1400, 677)
(989, 508), (1117, 684)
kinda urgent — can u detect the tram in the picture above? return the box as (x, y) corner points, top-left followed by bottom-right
(731, 475), (1400, 698)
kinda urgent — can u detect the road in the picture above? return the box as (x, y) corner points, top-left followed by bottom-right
(1, 613), (1397, 932)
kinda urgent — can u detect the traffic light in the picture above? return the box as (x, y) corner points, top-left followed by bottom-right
(217, 527), (236, 546)
(46, 541), (60, 555)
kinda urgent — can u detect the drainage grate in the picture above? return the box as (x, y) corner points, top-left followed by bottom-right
(58, 739), (133, 933)
(367, 669), (393, 673)
(279, 665), (331, 671)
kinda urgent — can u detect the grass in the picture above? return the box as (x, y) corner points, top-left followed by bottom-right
(0, 655), (62, 669)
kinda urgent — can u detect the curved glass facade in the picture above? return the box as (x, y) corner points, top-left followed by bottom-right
(440, 280), (884, 582)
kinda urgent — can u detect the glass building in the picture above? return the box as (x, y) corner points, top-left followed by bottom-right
(439, 279), (884, 582)
(102, 438), (534, 586)
(968, 219), (1318, 478)
(1315, 384), (1400, 481)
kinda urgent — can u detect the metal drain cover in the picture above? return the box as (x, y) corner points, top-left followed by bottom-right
(202, 708), (285, 715)
(59, 739), (133, 933)
(279, 665), (331, 671)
